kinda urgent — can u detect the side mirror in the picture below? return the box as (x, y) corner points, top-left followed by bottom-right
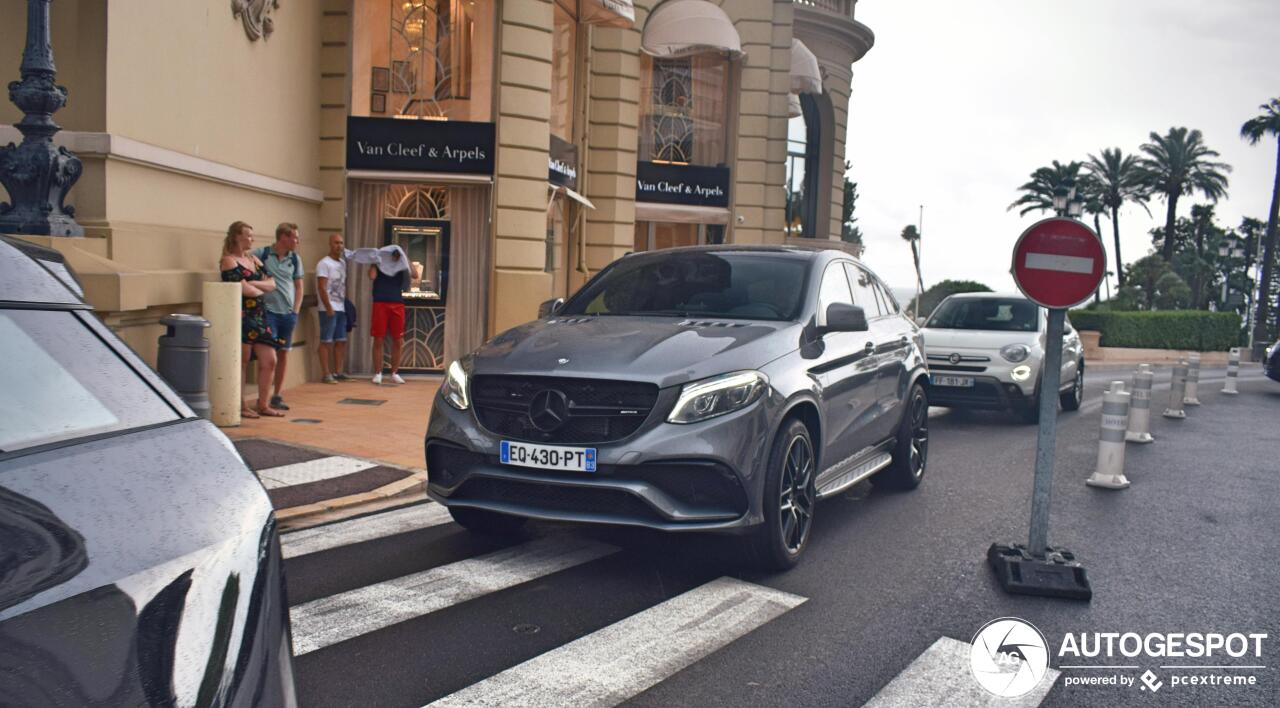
(915, 316), (926, 327)
(819, 303), (868, 334)
(538, 298), (565, 318)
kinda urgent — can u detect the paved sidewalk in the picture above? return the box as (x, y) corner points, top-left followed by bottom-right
(221, 375), (440, 472)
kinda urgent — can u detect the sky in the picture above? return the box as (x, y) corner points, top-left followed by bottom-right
(844, 0), (1280, 297)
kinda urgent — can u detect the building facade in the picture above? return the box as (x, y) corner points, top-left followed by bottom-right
(0, 0), (873, 380)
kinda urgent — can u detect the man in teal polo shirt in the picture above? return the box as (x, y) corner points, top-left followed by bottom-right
(258, 223), (304, 410)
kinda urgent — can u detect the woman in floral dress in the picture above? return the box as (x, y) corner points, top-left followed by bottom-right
(220, 221), (285, 418)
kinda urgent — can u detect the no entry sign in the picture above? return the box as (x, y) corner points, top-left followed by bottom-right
(1011, 217), (1105, 309)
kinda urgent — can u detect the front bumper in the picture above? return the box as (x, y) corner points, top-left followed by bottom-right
(924, 373), (1034, 411)
(424, 389), (776, 532)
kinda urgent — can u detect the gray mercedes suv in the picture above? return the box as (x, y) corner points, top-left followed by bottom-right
(425, 246), (929, 569)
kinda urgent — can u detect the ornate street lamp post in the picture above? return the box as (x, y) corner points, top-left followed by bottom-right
(0, 0), (83, 236)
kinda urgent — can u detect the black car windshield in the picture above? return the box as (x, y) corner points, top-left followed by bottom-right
(926, 297), (1040, 332)
(560, 251), (808, 321)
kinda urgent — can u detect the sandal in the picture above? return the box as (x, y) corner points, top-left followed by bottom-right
(240, 407), (260, 419)
(257, 407), (286, 418)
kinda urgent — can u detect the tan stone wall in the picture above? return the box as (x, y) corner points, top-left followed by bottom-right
(583, 19), (642, 271)
(103, 1), (321, 187)
(491, 0), (554, 334)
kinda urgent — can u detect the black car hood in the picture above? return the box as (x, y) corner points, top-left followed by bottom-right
(471, 316), (803, 388)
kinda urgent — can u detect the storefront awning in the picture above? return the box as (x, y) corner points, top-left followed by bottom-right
(791, 39), (823, 95)
(581, 0), (635, 28)
(548, 184), (596, 210)
(641, 0), (743, 59)
(635, 202), (730, 225)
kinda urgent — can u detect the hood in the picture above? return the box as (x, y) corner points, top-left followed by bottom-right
(923, 327), (1041, 353)
(470, 316), (802, 388)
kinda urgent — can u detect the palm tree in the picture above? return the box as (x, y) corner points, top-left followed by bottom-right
(901, 224), (924, 317)
(1137, 127), (1231, 263)
(1007, 160), (1085, 216)
(1085, 148), (1149, 286)
(1241, 98), (1280, 354)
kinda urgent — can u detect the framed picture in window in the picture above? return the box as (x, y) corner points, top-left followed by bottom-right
(371, 66), (391, 93)
(370, 92), (387, 113)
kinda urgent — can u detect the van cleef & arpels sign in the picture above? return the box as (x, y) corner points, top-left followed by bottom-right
(346, 116), (495, 175)
(635, 161), (730, 207)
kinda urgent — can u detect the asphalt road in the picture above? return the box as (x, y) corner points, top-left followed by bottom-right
(283, 368), (1279, 707)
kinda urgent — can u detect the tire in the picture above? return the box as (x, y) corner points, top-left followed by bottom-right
(1060, 361), (1084, 411)
(448, 506), (528, 536)
(750, 418), (817, 571)
(879, 383), (929, 490)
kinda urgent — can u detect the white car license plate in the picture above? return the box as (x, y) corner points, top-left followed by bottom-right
(932, 375), (975, 387)
(500, 440), (597, 472)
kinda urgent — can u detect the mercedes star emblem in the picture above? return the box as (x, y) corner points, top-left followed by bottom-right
(949, 353), (962, 365)
(529, 389), (571, 432)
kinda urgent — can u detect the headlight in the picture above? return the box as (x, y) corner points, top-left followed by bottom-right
(441, 360), (470, 410)
(1011, 365), (1033, 382)
(667, 371), (768, 424)
(1000, 344), (1031, 363)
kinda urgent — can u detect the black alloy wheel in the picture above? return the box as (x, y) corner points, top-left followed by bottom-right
(880, 383), (929, 490)
(752, 418), (817, 571)
(778, 434), (816, 554)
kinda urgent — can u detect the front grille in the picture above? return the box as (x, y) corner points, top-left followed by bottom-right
(454, 477), (660, 522)
(928, 364), (988, 373)
(471, 375), (659, 444)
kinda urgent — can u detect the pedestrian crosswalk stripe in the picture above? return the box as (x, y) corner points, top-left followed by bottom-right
(280, 503), (454, 559)
(256, 455), (378, 489)
(427, 576), (806, 708)
(290, 535), (619, 655)
(862, 637), (1059, 707)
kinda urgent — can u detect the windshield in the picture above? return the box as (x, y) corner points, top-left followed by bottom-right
(560, 251), (808, 321)
(926, 297), (1041, 332)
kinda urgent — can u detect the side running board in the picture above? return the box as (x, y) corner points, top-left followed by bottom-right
(815, 452), (893, 499)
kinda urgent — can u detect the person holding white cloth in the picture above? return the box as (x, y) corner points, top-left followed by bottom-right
(349, 245), (417, 384)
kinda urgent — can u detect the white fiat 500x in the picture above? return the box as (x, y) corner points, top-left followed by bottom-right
(921, 292), (1083, 422)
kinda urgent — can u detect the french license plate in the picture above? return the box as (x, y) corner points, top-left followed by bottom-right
(501, 440), (597, 472)
(932, 375), (975, 387)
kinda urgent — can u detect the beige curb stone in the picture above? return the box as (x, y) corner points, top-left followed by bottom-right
(275, 471), (427, 531)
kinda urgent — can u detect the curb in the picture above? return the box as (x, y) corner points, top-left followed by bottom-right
(275, 471), (427, 529)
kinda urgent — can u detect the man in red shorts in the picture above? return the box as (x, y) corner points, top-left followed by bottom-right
(369, 246), (412, 385)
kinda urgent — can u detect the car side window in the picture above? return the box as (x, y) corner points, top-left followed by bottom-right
(844, 263), (884, 318)
(0, 309), (181, 453)
(875, 279), (899, 314)
(818, 263), (854, 315)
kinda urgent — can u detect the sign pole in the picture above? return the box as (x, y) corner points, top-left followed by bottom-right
(1028, 307), (1064, 555)
(988, 216), (1100, 601)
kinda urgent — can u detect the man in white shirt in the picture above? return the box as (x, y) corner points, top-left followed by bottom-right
(315, 233), (349, 383)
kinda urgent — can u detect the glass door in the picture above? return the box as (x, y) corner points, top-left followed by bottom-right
(383, 218), (450, 372)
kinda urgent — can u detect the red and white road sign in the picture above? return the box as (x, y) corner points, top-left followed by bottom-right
(1011, 217), (1105, 309)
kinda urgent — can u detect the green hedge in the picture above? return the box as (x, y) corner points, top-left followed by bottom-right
(1069, 310), (1241, 351)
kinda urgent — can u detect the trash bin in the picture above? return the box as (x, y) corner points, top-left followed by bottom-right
(157, 314), (212, 419)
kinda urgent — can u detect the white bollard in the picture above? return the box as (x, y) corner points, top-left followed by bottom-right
(1125, 364), (1155, 444)
(1223, 348), (1240, 395)
(1087, 381), (1131, 489)
(1184, 352), (1202, 406)
(204, 281), (242, 427)
(1163, 362), (1188, 419)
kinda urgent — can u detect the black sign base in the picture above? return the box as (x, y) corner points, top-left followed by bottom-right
(988, 543), (1093, 601)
